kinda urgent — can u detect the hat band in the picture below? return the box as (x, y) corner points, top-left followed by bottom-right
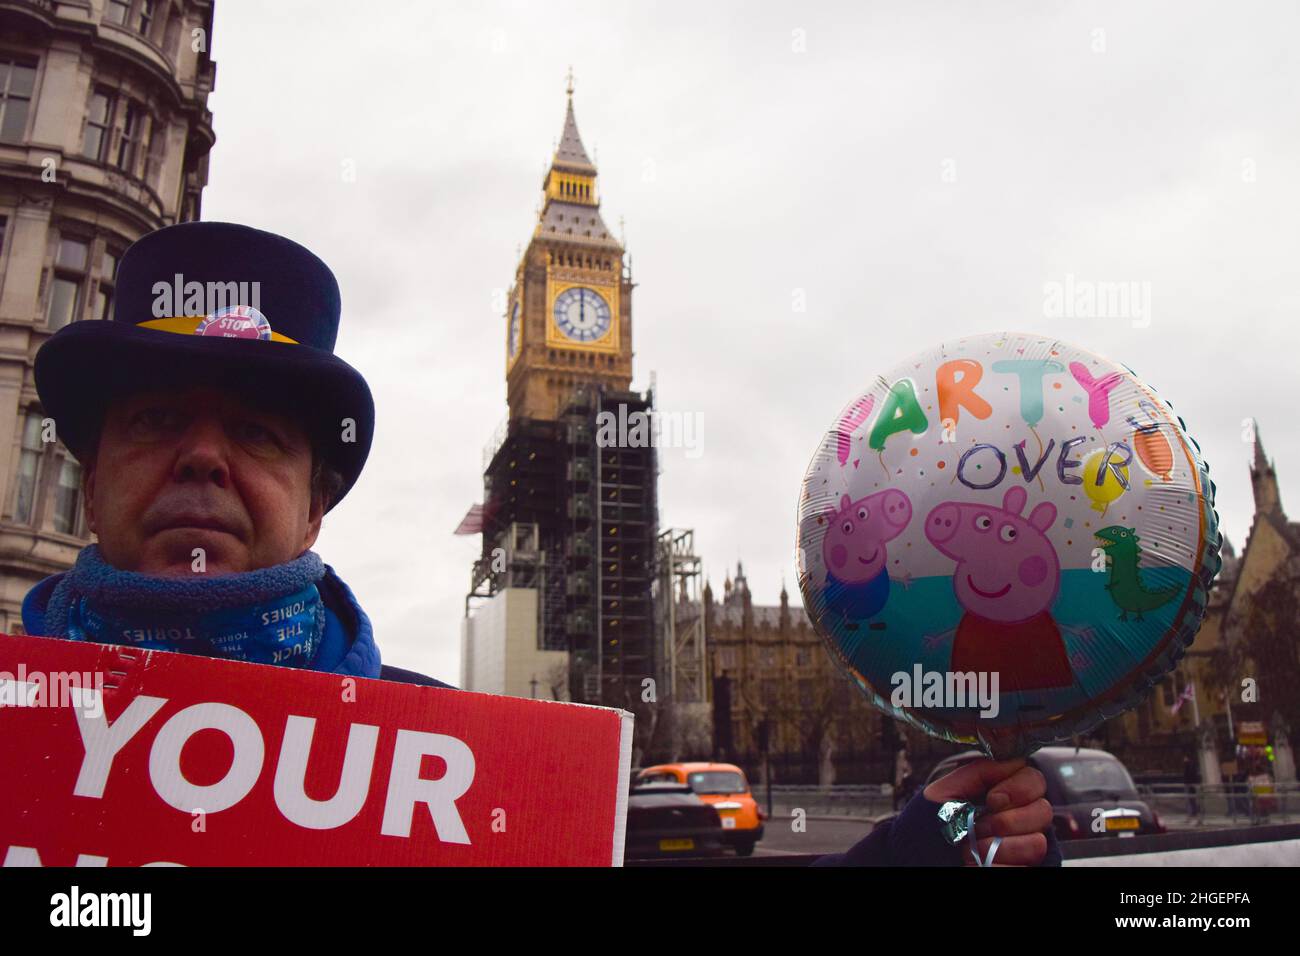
(137, 315), (300, 344)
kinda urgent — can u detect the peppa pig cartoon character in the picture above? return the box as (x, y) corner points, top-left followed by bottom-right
(924, 486), (1073, 692)
(821, 489), (912, 630)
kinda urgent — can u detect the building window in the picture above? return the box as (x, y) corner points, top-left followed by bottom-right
(93, 247), (121, 321)
(51, 456), (84, 535)
(0, 58), (37, 144)
(144, 113), (166, 186)
(46, 236), (90, 330)
(796, 647), (812, 666)
(12, 411), (46, 524)
(798, 680), (814, 709)
(116, 101), (144, 174)
(163, 14), (183, 61)
(83, 89), (114, 161)
(138, 0), (156, 37)
(105, 0), (130, 26)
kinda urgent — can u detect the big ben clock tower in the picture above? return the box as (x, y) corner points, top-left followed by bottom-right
(505, 72), (633, 420)
(463, 73), (658, 728)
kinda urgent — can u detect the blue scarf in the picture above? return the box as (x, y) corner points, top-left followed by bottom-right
(39, 545), (349, 671)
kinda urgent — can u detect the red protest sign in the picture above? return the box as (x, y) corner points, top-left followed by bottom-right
(0, 634), (632, 866)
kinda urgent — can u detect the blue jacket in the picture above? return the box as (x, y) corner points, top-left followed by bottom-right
(813, 791), (1064, 866)
(20, 563), (454, 690)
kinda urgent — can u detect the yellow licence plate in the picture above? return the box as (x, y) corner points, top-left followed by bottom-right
(659, 838), (695, 851)
(1106, 817), (1139, 831)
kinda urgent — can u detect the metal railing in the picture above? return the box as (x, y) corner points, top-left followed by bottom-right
(750, 781), (1300, 825)
(1136, 782), (1299, 826)
(758, 784), (897, 819)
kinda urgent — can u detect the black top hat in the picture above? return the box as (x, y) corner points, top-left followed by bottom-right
(34, 221), (374, 510)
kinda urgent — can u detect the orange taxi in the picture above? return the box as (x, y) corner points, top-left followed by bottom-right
(635, 762), (765, 855)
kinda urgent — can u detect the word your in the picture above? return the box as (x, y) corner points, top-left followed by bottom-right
(50, 886), (151, 936)
(1043, 274), (1152, 328)
(890, 666), (1000, 718)
(595, 404), (703, 458)
(0, 666), (103, 718)
(4, 684), (475, 849)
(151, 273), (261, 317)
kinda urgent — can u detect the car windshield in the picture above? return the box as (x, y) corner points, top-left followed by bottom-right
(637, 772), (678, 785)
(687, 771), (745, 795)
(1053, 757), (1138, 802)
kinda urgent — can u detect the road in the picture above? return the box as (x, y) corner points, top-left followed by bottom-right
(753, 816), (879, 857)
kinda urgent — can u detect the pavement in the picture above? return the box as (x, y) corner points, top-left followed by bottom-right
(747, 807), (1297, 858)
(752, 815), (878, 857)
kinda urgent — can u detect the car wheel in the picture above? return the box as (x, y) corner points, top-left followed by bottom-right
(735, 839), (756, 857)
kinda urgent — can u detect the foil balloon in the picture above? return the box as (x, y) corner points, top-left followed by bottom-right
(796, 332), (1221, 758)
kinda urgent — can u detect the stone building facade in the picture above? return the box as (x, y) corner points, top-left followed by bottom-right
(0, 0), (216, 631)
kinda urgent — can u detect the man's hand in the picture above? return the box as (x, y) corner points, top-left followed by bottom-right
(924, 757), (1053, 866)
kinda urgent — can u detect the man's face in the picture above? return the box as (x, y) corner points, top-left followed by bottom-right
(84, 385), (324, 575)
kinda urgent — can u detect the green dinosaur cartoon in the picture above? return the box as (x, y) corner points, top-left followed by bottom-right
(1094, 525), (1180, 621)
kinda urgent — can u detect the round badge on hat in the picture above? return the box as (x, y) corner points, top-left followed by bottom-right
(194, 304), (274, 340)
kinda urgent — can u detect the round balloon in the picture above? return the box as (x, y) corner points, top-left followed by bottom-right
(796, 332), (1221, 758)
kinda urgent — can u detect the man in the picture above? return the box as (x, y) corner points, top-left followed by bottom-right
(1183, 753), (1201, 820)
(20, 221), (449, 688)
(893, 746), (914, 810)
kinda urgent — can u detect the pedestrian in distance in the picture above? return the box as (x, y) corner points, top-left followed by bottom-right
(894, 747), (913, 810)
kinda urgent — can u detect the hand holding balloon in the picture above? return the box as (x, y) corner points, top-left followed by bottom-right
(924, 758), (1053, 866)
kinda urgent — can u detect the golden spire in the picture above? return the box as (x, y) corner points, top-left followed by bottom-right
(566, 65), (574, 99)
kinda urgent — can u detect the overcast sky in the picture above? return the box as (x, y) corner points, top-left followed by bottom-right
(203, 1), (1300, 681)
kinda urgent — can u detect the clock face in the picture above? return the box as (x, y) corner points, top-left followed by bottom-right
(553, 286), (611, 342)
(509, 302), (521, 357)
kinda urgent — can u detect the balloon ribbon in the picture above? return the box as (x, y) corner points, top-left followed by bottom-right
(937, 800), (1002, 867)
